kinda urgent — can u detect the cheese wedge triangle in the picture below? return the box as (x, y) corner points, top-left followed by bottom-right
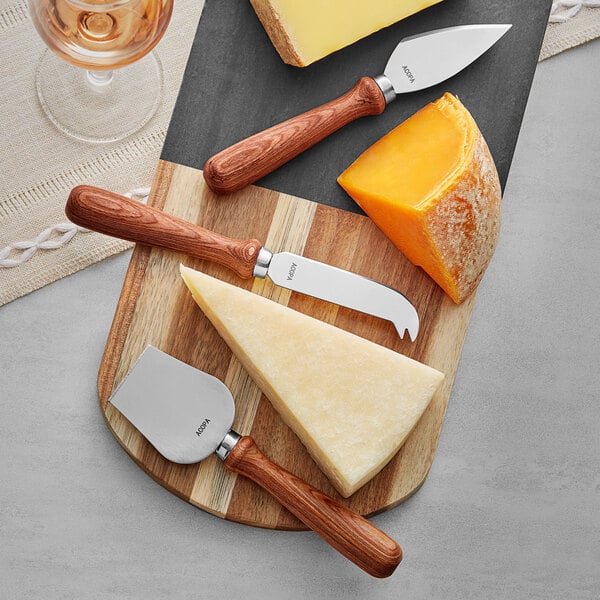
(338, 93), (502, 304)
(249, 0), (446, 67)
(180, 265), (444, 497)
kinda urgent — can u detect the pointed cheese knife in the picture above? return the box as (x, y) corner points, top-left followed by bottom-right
(203, 24), (512, 194)
(109, 346), (402, 578)
(66, 185), (419, 340)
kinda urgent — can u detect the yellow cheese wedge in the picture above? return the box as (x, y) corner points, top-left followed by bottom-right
(180, 265), (444, 497)
(338, 93), (502, 304)
(249, 0), (446, 67)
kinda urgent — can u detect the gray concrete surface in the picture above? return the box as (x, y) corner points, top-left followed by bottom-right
(1, 40), (599, 599)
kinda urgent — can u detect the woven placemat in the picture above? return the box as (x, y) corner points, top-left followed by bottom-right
(0, 0), (205, 305)
(541, 3), (600, 60)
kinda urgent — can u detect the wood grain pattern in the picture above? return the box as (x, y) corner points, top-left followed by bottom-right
(98, 159), (476, 530)
(202, 77), (387, 194)
(66, 185), (264, 279)
(225, 436), (402, 578)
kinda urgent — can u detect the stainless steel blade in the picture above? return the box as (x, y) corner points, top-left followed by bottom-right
(257, 250), (419, 341)
(381, 24), (512, 95)
(106, 346), (403, 576)
(201, 23), (512, 194)
(65, 187), (418, 343)
(109, 346), (234, 464)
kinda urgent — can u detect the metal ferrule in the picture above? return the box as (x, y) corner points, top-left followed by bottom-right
(215, 430), (241, 461)
(253, 247), (273, 279)
(373, 74), (396, 104)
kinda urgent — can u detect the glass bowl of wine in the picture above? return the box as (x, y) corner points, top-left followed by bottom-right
(29, 0), (174, 143)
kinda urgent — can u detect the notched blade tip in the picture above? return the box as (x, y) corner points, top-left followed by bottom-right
(394, 312), (419, 342)
(407, 325), (419, 343)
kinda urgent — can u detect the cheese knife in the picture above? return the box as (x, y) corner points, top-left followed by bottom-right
(109, 346), (402, 578)
(66, 185), (419, 340)
(203, 23), (512, 194)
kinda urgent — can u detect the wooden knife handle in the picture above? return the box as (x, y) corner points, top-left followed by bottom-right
(66, 185), (262, 279)
(225, 436), (402, 578)
(203, 77), (387, 195)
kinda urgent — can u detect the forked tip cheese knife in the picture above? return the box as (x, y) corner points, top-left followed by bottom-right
(109, 346), (402, 578)
(66, 185), (419, 341)
(202, 23), (512, 194)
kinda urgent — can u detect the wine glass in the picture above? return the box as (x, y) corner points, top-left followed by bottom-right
(28, 0), (174, 143)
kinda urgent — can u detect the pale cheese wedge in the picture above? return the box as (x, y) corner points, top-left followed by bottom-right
(250, 0), (446, 67)
(180, 265), (444, 497)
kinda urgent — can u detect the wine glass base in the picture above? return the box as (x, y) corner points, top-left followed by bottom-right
(35, 49), (164, 144)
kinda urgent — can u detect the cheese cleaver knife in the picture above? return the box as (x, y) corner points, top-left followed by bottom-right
(66, 185), (419, 341)
(203, 23), (512, 194)
(109, 346), (402, 578)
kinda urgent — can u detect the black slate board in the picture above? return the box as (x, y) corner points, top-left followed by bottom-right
(162, 0), (552, 214)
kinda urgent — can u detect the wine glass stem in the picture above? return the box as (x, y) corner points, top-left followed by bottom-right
(87, 70), (114, 87)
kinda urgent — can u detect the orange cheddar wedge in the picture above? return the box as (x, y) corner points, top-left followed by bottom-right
(338, 93), (502, 304)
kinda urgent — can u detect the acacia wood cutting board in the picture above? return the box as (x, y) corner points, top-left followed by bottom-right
(97, 159), (475, 530)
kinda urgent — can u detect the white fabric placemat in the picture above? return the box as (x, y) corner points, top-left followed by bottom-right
(541, 2), (600, 59)
(1, 2), (598, 306)
(0, 0), (205, 305)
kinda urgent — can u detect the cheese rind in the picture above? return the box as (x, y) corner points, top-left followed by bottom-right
(249, 0), (446, 67)
(338, 93), (502, 304)
(180, 265), (444, 497)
